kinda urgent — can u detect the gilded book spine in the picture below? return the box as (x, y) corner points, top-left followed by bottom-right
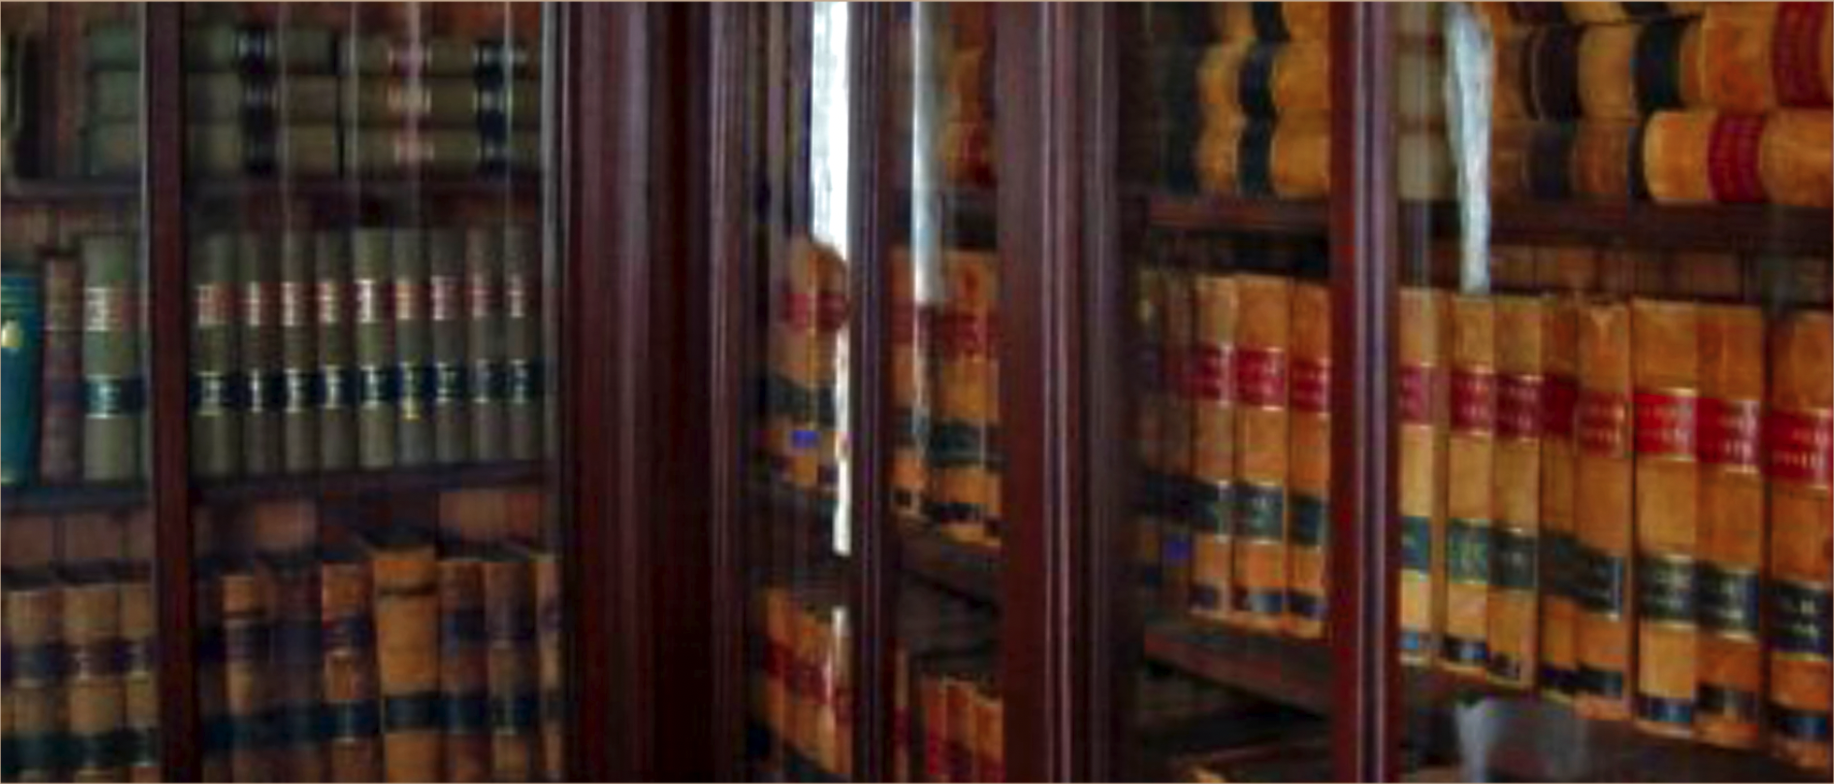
(464, 228), (506, 463)
(1539, 297), (1582, 701)
(1695, 305), (1765, 748)
(482, 556), (540, 780)
(280, 231), (319, 473)
(119, 576), (159, 781)
(353, 229), (397, 470)
(395, 229), (434, 468)
(428, 229), (470, 465)
(373, 542), (444, 781)
(191, 234), (241, 478)
(439, 560), (491, 781)
(240, 232), (283, 476)
(1575, 302), (1635, 721)
(1488, 297), (1545, 688)
(1286, 281), (1331, 638)
(1767, 311), (1832, 773)
(81, 234), (142, 482)
(1631, 299), (1702, 738)
(1189, 272), (1236, 623)
(7, 580), (66, 781)
(1399, 288), (1448, 665)
(503, 227), (544, 462)
(316, 232), (358, 472)
(39, 251), (84, 483)
(321, 559), (383, 782)
(1231, 274), (1291, 631)
(64, 578), (126, 782)
(1442, 296), (1496, 676)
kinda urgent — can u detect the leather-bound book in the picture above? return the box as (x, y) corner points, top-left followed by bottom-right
(1576, 19), (1692, 122)
(118, 567), (158, 782)
(63, 569), (127, 782)
(344, 36), (535, 79)
(1631, 299), (1702, 738)
(934, 251), (998, 545)
(464, 227), (507, 463)
(974, 686), (1003, 782)
(428, 229), (470, 465)
(533, 550), (565, 780)
(353, 228), (398, 470)
(946, 675), (976, 783)
(1157, 268), (1196, 614)
(81, 233), (142, 482)
(240, 231), (283, 476)
(482, 553), (540, 780)
(1569, 120), (1647, 203)
(1767, 310), (1832, 773)
(394, 228), (434, 468)
(1642, 110), (1768, 205)
(1189, 272), (1237, 623)
(345, 78), (542, 129)
(439, 558), (491, 781)
(1562, 2), (1707, 25)
(1400, 288), (1449, 666)
(1443, 295), (1496, 677)
(1522, 26), (1583, 121)
(221, 567), (276, 779)
(1210, 2), (1331, 42)
(504, 226), (545, 462)
(1197, 42), (1331, 121)
(6, 572), (65, 781)
(1195, 114), (1331, 199)
(316, 230), (358, 472)
(197, 555), (230, 781)
(1232, 274), (1291, 631)
(891, 249), (927, 518)
(1694, 304), (1764, 748)
(1574, 301), (1635, 722)
(1757, 109), (1831, 209)
(1539, 296), (1582, 701)
(370, 532), (444, 781)
(919, 670), (950, 783)
(190, 233), (241, 479)
(265, 552), (326, 782)
(1488, 296), (1544, 688)
(1286, 281), (1331, 638)
(280, 231), (319, 474)
(1688, 3), (1830, 113)
(38, 250), (83, 483)
(184, 72), (340, 124)
(816, 247), (852, 509)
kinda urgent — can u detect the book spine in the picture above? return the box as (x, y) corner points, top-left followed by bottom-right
(321, 560), (383, 782)
(39, 251), (83, 484)
(6, 583), (66, 781)
(1575, 19), (1690, 122)
(353, 229), (397, 470)
(186, 73), (341, 124)
(1756, 108), (1832, 210)
(533, 552), (565, 780)
(221, 570), (275, 780)
(932, 252), (993, 542)
(482, 558), (539, 781)
(1197, 41), (1332, 121)
(1488, 296), (1545, 688)
(1188, 272), (1236, 624)
(891, 251), (927, 519)
(1398, 289), (1448, 665)
(816, 250), (851, 509)
(1569, 120), (1647, 203)
(316, 231), (358, 472)
(1694, 305), (1766, 748)
(344, 37), (535, 79)
(761, 588), (792, 764)
(119, 577), (159, 781)
(973, 689), (1003, 783)
(1767, 310), (1832, 773)
(1539, 297), (1582, 700)
(1642, 110), (1769, 205)
(280, 231), (320, 474)
(946, 676), (974, 783)
(185, 25), (336, 74)
(1286, 281), (1331, 638)
(395, 229), (434, 468)
(81, 234), (142, 483)
(1152, 268), (1195, 614)
(439, 560), (491, 781)
(919, 672), (950, 783)
(503, 226), (544, 462)
(269, 562), (327, 781)
(1574, 301), (1635, 721)
(1231, 274), (1291, 631)
(789, 602), (820, 765)
(1212, 2), (1332, 42)
(428, 229), (470, 465)
(198, 565), (230, 780)
(374, 545), (444, 781)
(240, 232), (283, 476)
(64, 579), (126, 781)
(346, 78), (543, 129)
(191, 233), (242, 479)
(1443, 295), (1496, 676)
(464, 228), (506, 463)
(1, 271), (42, 486)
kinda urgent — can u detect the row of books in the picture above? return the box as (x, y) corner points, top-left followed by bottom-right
(1193, 3), (1333, 201)
(760, 238), (849, 514)
(85, 22), (536, 80)
(189, 225), (548, 478)
(752, 581), (854, 782)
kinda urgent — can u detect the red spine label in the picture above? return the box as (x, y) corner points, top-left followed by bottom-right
(1399, 365), (1435, 425)
(1767, 409), (1833, 486)
(1188, 343), (1233, 403)
(1498, 374), (1545, 439)
(428, 276), (458, 323)
(1290, 357), (1330, 415)
(1707, 114), (1768, 204)
(1635, 389), (1699, 458)
(782, 289), (815, 332)
(1235, 347), (1288, 408)
(1775, 3), (1832, 107)
(817, 291), (848, 334)
(1450, 368), (1498, 434)
(195, 284), (230, 328)
(319, 280), (346, 326)
(1578, 390), (1631, 455)
(1543, 375), (1579, 438)
(467, 272), (495, 319)
(1699, 397), (1763, 469)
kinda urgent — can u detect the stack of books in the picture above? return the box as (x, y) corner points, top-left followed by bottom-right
(1192, 2), (1333, 199)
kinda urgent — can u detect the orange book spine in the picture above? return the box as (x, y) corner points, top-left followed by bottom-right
(1442, 295), (1496, 676)
(1286, 281), (1331, 638)
(1574, 301), (1635, 721)
(1399, 289), (1448, 666)
(1766, 310), (1832, 773)
(1231, 274), (1292, 631)
(1539, 297), (1582, 701)
(1489, 296), (1545, 688)
(1190, 272), (1237, 623)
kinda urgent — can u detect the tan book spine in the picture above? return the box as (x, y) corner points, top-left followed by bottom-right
(946, 676), (975, 783)
(1757, 109), (1831, 210)
(482, 556), (540, 780)
(1695, 305), (1765, 748)
(6, 578), (66, 782)
(762, 587), (792, 750)
(1442, 295), (1496, 676)
(919, 671), (950, 783)
(1231, 274), (1291, 631)
(1286, 281), (1331, 638)
(1488, 296), (1545, 688)
(1190, 272), (1237, 623)
(789, 600), (818, 763)
(1539, 297), (1582, 701)
(64, 577), (126, 783)
(1767, 310), (1832, 773)
(1574, 301), (1635, 721)
(974, 688), (1004, 782)
(119, 575), (160, 781)
(1399, 288), (1449, 666)
(439, 559), (491, 781)
(321, 558), (383, 782)
(891, 250), (927, 519)
(533, 552), (565, 780)
(1630, 299), (1702, 738)
(373, 542), (444, 781)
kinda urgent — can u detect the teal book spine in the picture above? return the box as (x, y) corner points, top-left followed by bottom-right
(1, 268), (43, 486)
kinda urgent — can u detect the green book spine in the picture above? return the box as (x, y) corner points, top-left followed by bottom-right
(429, 229), (470, 464)
(344, 78), (543, 129)
(85, 22), (140, 71)
(81, 233), (142, 483)
(483, 556), (540, 780)
(1, 269), (42, 486)
(344, 130), (538, 177)
(64, 573), (128, 781)
(5, 577), (67, 781)
(503, 226), (543, 462)
(185, 25), (335, 73)
(185, 123), (342, 178)
(316, 231), (358, 472)
(267, 557), (327, 781)
(87, 69), (141, 123)
(440, 559), (491, 781)
(344, 37), (534, 79)
(394, 228), (433, 467)
(187, 72), (340, 125)
(191, 233), (241, 479)
(239, 231), (282, 476)
(38, 251), (85, 484)
(280, 231), (319, 473)
(353, 228), (397, 470)
(82, 123), (140, 178)
(478, 79), (544, 130)
(465, 228), (506, 463)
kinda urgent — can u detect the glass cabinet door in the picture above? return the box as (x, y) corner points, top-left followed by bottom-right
(176, 3), (566, 781)
(2, 4), (162, 781)
(1391, 2), (1830, 781)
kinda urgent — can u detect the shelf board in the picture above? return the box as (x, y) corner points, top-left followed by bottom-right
(1141, 192), (1331, 236)
(2, 482), (148, 515)
(2, 178), (141, 204)
(896, 518), (1000, 603)
(195, 461), (545, 505)
(1141, 617), (1334, 714)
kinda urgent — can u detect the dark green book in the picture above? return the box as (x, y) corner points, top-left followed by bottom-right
(191, 233), (241, 478)
(503, 226), (543, 462)
(86, 68), (141, 123)
(239, 231), (282, 476)
(394, 228), (433, 468)
(84, 122), (342, 178)
(353, 228), (397, 470)
(465, 227), (506, 463)
(280, 230), (319, 474)
(1, 266), (42, 486)
(316, 230), (358, 472)
(85, 22), (140, 71)
(186, 72), (341, 124)
(343, 128), (537, 177)
(345, 77), (542, 129)
(429, 229), (470, 465)
(186, 24), (336, 73)
(81, 233), (142, 482)
(344, 36), (534, 79)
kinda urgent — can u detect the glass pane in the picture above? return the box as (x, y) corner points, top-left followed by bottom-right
(177, 3), (564, 781)
(1110, 3), (1340, 780)
(887, 4), (1006, 782)
(2, 3), (161, 781)
(1394, 2), (1831, 781)
(741, 4), (858, 780)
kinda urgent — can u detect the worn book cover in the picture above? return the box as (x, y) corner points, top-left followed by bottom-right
(1574, 301), (1635, 722)
(64, 570), (127, 781)
(190, 233), (241, 478)
(5, 572), (65, 780)
(1488, 296), (1544, 688)
(81, 233), (141, 482)
(1442, 295), (1495, 677)
(1286, 280), (1331, 638)
(483, 553), (540, 780)
(465, 227), (507, 464)
(38, 250), (83, 483)
(265, 553), (327, 781)
(1399, 288), (1448, 666)
(353, 228), (398, 470)
(119, 567), (159, 782)
(504, 226), (545, 462)
(1231, 274), (1291, 631)
(1695, 304), (1764, 748)
(1767, 310), (1832, 772)
(1189, 272), (1236, 623)
(370, 533), (443, 781)
(428, 229), (471, 465)
(1539, 296), (1581, 701)
(439, 558), (491, 781)
(316, 230), (358, 472)
(239, 232), (283, 476)
(279, 230), (320, 473)
(395, 228), (434, 468)
(221, 567), (276, 780)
